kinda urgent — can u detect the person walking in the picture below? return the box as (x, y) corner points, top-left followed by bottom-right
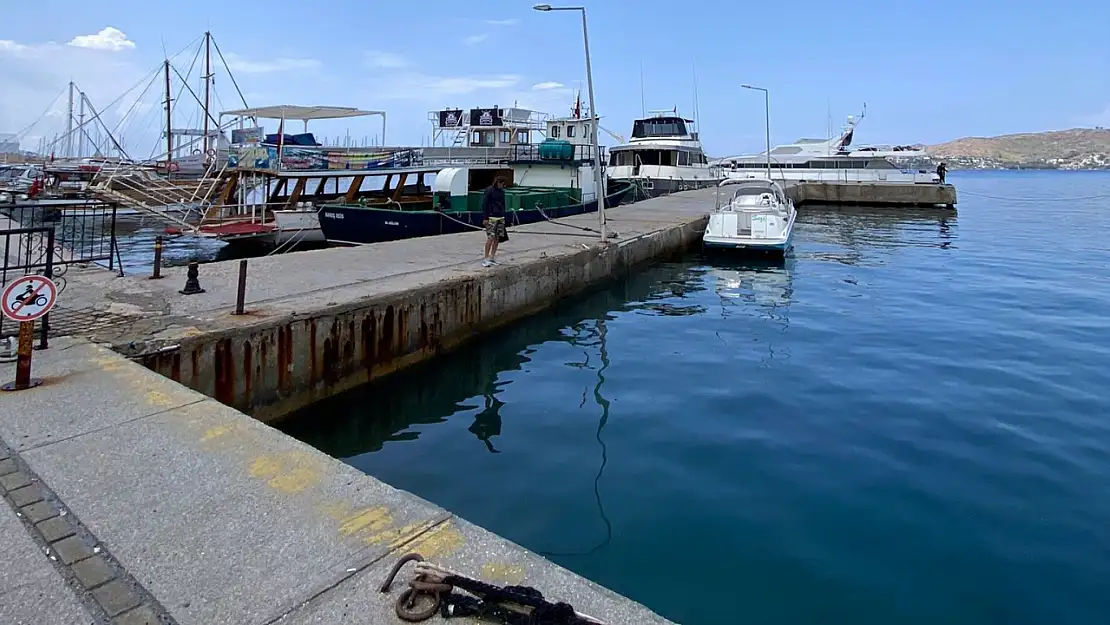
(481, 177), (507, 267)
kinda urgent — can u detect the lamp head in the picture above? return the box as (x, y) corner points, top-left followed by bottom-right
(533, 3), (553, 10)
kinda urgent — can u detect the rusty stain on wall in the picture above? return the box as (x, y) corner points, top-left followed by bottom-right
(139, 218), (706, 423)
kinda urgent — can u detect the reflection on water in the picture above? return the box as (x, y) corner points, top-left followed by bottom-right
(797, 204), (958, 266)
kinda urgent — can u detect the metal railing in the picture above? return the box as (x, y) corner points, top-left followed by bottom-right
(1, 203), (121, 342)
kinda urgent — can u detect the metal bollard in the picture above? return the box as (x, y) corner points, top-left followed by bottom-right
(2, 321), (42, 391)
(233, 259), (248, 315)
(179, 261), (205, 295)
(150, 235), (164, 279)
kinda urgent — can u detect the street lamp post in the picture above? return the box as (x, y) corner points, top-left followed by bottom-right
(534, 3), (607, 241)
(742, 84), (771, 179)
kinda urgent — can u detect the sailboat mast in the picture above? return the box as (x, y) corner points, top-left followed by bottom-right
(203, 31), (211, 155)
(65, 81), (74, 158)
(164, 60), (173, 173)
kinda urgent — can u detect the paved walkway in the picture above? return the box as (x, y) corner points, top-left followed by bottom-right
(0, 338), (673, 624)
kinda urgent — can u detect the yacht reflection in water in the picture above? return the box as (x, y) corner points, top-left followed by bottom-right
(705, 257), (795, 366)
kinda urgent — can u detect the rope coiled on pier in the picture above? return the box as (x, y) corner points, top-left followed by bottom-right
(379, 553), (606, 625)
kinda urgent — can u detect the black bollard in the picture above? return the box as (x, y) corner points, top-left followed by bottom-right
(150, 235), (164, 279)
(179, 261), (206, 295)
(233, 259), (247, 315)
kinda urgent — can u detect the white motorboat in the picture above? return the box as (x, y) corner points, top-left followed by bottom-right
(703, 179), (796, 255)
(272, 204), (325, 245)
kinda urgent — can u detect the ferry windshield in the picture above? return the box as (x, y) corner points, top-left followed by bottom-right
(632, 117), (688, 138)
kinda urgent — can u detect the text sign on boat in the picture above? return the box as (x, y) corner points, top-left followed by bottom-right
(469, 108), (503, 127)
(1, 275), (58, 322)
(438, 109), (464, 128)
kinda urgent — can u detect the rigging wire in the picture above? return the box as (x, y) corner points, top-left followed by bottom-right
(209, 35), (252, 110)
(16, 86), (67, 139)
(42, 34), (204, 155)
(958, 189), (1110, 202)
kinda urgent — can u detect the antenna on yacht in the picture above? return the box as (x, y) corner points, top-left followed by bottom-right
(692, 61), (701, 137)
(639, 61), (646, 117)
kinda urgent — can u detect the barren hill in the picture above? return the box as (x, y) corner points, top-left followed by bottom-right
(925, 128), (1110, 168)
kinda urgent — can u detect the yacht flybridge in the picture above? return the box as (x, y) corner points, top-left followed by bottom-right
(607, 109), (724, 198)
(714, 107), (939, 184)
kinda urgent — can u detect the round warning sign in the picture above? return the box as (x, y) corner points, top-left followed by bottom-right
(1, 275), (58, 322)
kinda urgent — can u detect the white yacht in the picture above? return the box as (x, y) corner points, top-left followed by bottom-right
(714, 107), (939, 184)
(607, 110), (724, 198)
(703, 179), (796, 255)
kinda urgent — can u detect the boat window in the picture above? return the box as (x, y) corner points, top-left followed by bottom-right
(609, 151), (635, 166)
(551, 125), (561, 138)
(678, 151), (690, 166)
(516, 129), (530, 144)
(567, 125), (576, 138)
(471, 130), (496, 147)
(583, 123), (592, 141)
(499, 130), (512, 144)
(632, 116), (688, 138)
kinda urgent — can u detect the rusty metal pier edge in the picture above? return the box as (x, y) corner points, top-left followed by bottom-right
(136, 217), (708, 424)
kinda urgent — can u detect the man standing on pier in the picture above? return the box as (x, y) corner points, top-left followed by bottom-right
(936, 162), (947, 184)
(482, 177), (507, 267)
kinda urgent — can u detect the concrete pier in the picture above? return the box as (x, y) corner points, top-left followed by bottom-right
(785, 180), (957, 208)
(0, 338), (672, 624)
(53, 189), (717, 423)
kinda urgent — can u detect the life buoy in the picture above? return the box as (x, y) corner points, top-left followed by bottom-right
(206, 148), (217, 157)
(167, 162), (180, 173)
(192, 149), (202, 155)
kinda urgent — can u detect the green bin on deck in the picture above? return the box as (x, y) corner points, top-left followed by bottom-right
(538, 139), (574, 160)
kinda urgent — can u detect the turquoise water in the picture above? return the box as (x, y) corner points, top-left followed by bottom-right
(281, 171), (1110, 625)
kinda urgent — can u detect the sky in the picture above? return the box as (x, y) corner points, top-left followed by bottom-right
(2, 0), (1108, 158)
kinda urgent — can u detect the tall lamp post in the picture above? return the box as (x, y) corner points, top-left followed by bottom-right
(534, 3), (607, 241)
(741, 84), (771, 179)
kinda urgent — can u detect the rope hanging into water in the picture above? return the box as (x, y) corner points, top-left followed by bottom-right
(379, 554), (608, 624)
(958, 189), (1110, 202)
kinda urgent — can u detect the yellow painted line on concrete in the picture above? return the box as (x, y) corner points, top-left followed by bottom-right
(248, 451), (324, 494)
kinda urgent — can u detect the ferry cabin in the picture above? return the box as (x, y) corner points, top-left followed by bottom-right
(425, 106), (604, 204)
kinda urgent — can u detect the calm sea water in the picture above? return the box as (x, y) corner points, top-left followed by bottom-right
(281, 171), (1110, 625)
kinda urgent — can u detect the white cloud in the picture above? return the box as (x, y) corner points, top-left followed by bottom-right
(67, 27), (136, 52)
(222, 53), (320, 74)
(0, 40), (28, 53)
(484, 19), (520, 26)
(0, 31), (149, 153)
(364, 50), (408, 69)
(532, 81), (564, 91)
(463, 34), (489, 45)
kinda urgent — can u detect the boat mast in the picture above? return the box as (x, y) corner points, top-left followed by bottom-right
(203, 31), (211, 155)
(164, 59), (173, 173)
(77, 90), (86, 158)
(65, 81), (74, 158)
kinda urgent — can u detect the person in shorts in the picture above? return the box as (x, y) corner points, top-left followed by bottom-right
(482, 177), (508, 267)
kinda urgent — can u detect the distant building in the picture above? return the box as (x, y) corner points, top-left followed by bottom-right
(0, 133), (19, 154)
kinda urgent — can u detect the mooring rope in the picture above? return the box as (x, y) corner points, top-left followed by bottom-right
(380, 555), (608, 624)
